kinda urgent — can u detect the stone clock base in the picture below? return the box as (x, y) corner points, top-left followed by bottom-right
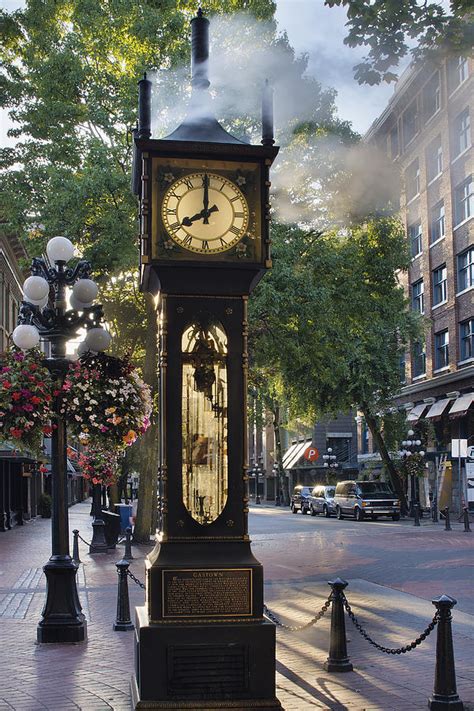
(131, 606), (282, 710)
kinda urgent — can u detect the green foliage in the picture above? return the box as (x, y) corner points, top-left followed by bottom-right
(249, 217), (422, 424)
(38, 493), (52, 518)
(324, 0), (473, 84)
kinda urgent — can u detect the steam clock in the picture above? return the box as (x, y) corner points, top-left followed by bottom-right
(131, 10), (280, 709)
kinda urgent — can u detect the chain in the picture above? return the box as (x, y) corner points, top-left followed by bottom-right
(342, 594), (439, 654)
(264, 594), (332, 632)
(77, 534), (92, 547)
(126, 569), (146, 590)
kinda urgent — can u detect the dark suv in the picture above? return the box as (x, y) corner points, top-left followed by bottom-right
(290, 485), (313, 514)
(334, 481), (400, 521)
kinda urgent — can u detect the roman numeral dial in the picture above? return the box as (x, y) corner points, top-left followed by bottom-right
(161, 172), (249, 254)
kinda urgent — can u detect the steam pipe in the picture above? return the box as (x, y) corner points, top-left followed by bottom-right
(261, 79), (275, 146)
(138, 72), (151, 139)
(191, 8), (210, 90)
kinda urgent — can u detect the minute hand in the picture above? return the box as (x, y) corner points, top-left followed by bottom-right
(202, 174), (210, 224)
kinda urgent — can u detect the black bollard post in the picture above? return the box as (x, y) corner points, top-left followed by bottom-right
(432, 497), (438, 523)
(462, 507), (471, 533)
(72, 529), (81, 564)
(444, 507), (452, 531)
(113, 560), (134, 631)
(124, 526), (133, 560)
(414, 502), (421, 527)
(428, 595), (464, 710)
(324, 578), (353, 673)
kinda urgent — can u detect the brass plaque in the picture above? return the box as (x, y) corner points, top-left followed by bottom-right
(162, 568), (252, 618)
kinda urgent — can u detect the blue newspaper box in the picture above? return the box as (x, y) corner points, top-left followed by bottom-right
(115, 503), (133, 533)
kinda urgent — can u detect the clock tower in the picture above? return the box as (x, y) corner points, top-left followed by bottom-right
(131, 10), (281, 710)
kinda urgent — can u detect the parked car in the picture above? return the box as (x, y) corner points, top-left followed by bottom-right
(308, 485), (336, 517)
(334, 481), (400, 521)
(290, 485), (313, 514)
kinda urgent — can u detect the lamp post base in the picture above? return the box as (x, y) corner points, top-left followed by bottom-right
(37, 556), (87, 644)
(89, 518), (109, 554)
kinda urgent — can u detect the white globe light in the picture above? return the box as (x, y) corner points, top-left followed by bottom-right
(23, 276), (49, 301)
(327, 447), (332, 453)
(12, 324), (40, 350)
(69, 294), (92, 311)
(85, 327), (111, 352)
(73, 279), (98, 304)
(46, 236), (75, 263)
(419, 450), (425, 457)
(415, 439), (422, 446)
(407, 429), (415, 437)
(323, 462), (328, 467)
(406, 440), (412, 447)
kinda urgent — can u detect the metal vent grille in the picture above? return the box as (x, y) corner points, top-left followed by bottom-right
(168, 644), (248, 699)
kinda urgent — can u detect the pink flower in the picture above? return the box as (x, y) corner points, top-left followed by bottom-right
(23, 404), (34, 412)
(99, 425), (109, 433)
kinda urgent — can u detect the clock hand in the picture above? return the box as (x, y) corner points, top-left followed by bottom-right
(181, 205), (219, 227)
(202, 173), (210, 224)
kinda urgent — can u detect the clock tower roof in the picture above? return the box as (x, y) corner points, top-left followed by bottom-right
(162, 9), (245, 145)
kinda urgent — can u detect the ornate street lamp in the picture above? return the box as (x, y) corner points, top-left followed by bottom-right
(14, 236), (109, 643)
(256, 453), (264, 505)
(322, 447), (339, 473)
(400, 429), (425, 519)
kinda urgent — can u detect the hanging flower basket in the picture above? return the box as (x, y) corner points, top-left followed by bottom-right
(400, 452), (425, 478)
(68, 445), (120, 487)
(0, 348), (54, 454)
(62, 352), (152, 452)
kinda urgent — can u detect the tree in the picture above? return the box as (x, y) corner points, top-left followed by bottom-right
(1, 0), (277, 539)
(324, 0), (473, 84)
(249, 218), (421, 508)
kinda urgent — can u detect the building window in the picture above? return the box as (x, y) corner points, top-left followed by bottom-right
(434, 330), (449, 370)
(448, 56), (469, 93)
(412, 279), (424, 313)
(408, 221), (422, 257)
(460, 319), (474, 361)
(453, 108), (471, 157)
(430, 200), (445, 243)
(390, 124), (399, 159)
(423, 72), (441, 120)
(457, 247), (474, 292)
(403, 100), (419, 148)
(412, 342), (426, 377)
(454, 175), (473, 226)
(432, 264), (447, 305)
(426, 136), (443, 183)
(405, 159), (420, 202)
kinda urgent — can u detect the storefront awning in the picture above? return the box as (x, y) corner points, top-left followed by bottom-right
(282, 440), (311, 470)
(425, 399), (453, 420)
(406, 403), (428, 422)
(449, 393), (474, 418)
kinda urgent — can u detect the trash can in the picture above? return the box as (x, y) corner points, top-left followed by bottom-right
(115, 503), (133, 533)
(101, 510), (121, 548)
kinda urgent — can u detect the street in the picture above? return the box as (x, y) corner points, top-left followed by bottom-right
(0, 501), (473, 710)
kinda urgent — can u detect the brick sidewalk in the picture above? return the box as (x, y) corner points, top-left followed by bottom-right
(0, 501), (473, 710)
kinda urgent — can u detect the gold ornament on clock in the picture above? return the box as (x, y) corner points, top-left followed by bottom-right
(161, 172), (249, 254)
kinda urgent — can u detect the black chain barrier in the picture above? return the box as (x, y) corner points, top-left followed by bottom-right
(77, 533), (92, 547)
(264, 594), (332, 632)
(342, 594), (439, 654)
(126, 569), (146, 590)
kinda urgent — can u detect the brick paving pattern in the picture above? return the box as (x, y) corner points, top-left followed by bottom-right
(0, 501), (472, 710)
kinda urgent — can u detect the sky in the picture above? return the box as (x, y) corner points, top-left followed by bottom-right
(0, 0), (398, 146)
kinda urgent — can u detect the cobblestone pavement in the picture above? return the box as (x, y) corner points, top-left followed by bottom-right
(0, 501), (472, 710)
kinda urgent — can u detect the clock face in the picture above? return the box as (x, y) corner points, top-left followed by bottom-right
(161, 172), (249, 254)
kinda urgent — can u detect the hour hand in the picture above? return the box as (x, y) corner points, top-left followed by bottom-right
(181, 212), (204, 227)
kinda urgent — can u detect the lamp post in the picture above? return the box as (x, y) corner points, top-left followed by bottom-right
(13, 236), (110, 643)
(273, 463), (281, 506)
(322, 447), (338, 480)
(400, 429), (425, 518)
(256, 454), (264, 505)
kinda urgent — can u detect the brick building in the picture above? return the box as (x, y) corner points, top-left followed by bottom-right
(365, 55), (473, 511)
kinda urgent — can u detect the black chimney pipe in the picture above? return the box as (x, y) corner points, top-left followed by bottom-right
(261, 79), (275, 146)
(191, 8), (210, 90)
(138, 72), (152, 139)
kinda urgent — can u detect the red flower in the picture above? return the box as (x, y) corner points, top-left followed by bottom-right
(3, 381), (12, 389)
(30, 396), (42, 405)
(12, 392), (22, 401)
(53, 389), (61, 396)
(44, 394), (52, 402)
(42, 425), (53, 435)
(9, 427), (23, 438)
